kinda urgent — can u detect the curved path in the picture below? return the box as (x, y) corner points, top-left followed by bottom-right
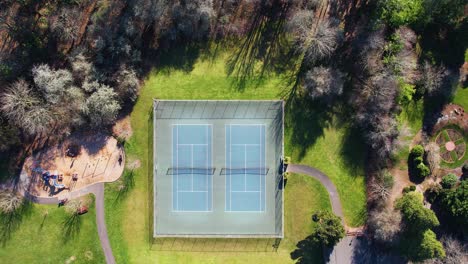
(287, 164), (356, 264)
(287, 164), (344, 222)
(27, 183), (116, 264)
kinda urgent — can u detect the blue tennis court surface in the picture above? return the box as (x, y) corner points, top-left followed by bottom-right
(225, 124), (266, 212)
(172, 124), (212, 211)
(154, 100), (284, 237)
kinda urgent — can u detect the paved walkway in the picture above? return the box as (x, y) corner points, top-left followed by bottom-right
(27, 183), (116, 264)
(287, 164), (355, 264)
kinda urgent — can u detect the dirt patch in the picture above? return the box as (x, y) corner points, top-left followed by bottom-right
(21, 132), (125, 198)
(128, 159), (141, 169)
(112, 116), (133, 140)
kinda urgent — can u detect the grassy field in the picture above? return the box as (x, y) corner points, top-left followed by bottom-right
(107, 170), (331, 263)
(0, 197), (104, 263)
(104, 49), (366, 263)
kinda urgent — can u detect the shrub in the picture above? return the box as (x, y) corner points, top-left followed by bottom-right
(416, 163), (430, 178)
(441, 174), (458, 189)
(395, 192), (440, 231)
(403, 186), (411, 193)
(0, 191), (23, 214)
(409, 185), (416, 191)
(311, 211), (345, 246)
(379, 0), (427, 28)
(414, 156), (423, 164)
(411, 145), (424, 157)
(397, 81), (415, 105)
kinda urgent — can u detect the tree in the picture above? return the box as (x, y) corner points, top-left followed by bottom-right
(367, 208), (402, 245)
(417, 230), (446, 260)
(395, 192), (439, 231)
(303, 67), (344, 102)
(0, 79), (54, 136)
(417, 61), (449, 97)
(425, 236), (467, 264)
(311, 211), (345, 247)
(32, 64), (74, 104)
(379, 0), (427, 28)
(304, 19), (343, 62)
(70, 53), (94, 82)
(115, 66), (140, 103)
(370, 170), (394, 201)
(441, 173), (458, 189)
(0, 191), (23, 214)
(51, 7), (81, 42)
(438, 180), (468, 232)
(425, 142), (441, 173)
(83, 85), (121, 126)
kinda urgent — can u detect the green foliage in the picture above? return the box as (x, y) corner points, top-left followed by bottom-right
(438, 181), (468, 231)
(401, 230), (446, 261)
(311, 211), (345, 247)
(411, 145), (424, 157)
(465, 49), (468, 62)
(441, 173), (458, 189)
(397, 80), (416, 105)
(416, 162), (430, 178)
(395, 192), (439, 231)
(403, 185), (416, 193)
(383, 33), (404, 70)
(379, 0), (426, 28)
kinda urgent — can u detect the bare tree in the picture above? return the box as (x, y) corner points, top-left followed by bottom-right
(304, 66), (344, 101)
(32, 64), (74, 104)
(83, 85), (121, 126)
(370, 170), (394, 201)
(51, 7), (81, 42)
(305, 19), (343, 62)
(425, 236), (468, 264)
(367, 208), (402, 245)
(425, 142), (441, 175)
(115, 66), (140, 103)
(0, 190), (23, 214)
(0, 79), (54, 136)
(418, 61), (448, 96)
(70, 53), (94, 82)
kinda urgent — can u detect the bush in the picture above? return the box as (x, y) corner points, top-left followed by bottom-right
(395, 192), (440, 231)
(416, 163), (430, 178)
(403, 185), (416, 193)
(311, 211), (345, 246)
(441, 174), (458, 189)
(414, 156), (423, 164)
(411, 145), (425, 157)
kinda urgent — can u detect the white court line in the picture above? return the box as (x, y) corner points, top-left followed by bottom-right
(177, 143), (208, 146)
(231, 191), (261, 193)
(191, 144), (193, 192)
(176, 125), (179, 211)
(231, 144), (261, 146)
(230, 125), (232, 211)
(178, 191), (208, 193)
(244, 144), (247, 192)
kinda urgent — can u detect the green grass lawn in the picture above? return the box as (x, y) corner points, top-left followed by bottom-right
(453, 85), (468, 110)
(107, 168), (331, 263)
(104, 48), (365, 263)
(0, 197), (104, 263)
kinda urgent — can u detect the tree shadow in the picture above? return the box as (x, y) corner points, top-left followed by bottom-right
(62, 213), (82, 243)
(285, 95), (333, 161)
(352, 238), (406, 264)
(339, 123), (366, 178)
(226, 0), (295, 91)
(290, 235), (324, 264)
(0, 199), (33, 246)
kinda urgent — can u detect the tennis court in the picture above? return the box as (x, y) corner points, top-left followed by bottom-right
(225, 124), (266, 212)
(154, 100), (284, 237)
(172, 124), (213, 211)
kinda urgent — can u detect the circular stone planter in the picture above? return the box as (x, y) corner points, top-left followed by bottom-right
(435, 127), (466, 164)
